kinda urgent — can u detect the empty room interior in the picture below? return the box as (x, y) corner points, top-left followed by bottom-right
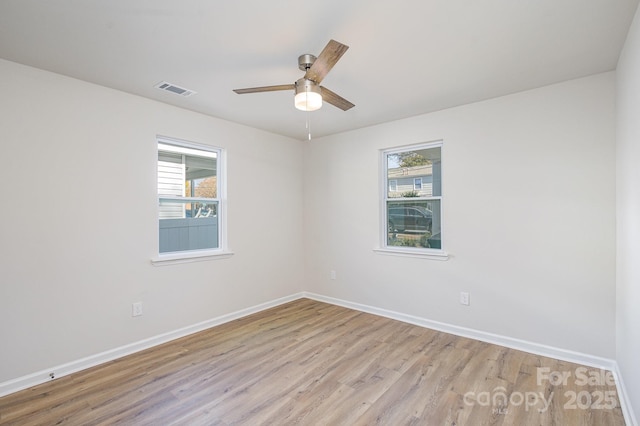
(1, 1), (640, 424)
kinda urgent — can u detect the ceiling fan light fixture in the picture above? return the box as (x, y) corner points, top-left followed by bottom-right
(294, 78), (322, 111)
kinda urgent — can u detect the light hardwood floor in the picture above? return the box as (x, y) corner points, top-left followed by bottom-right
(0, 298), (626, 425)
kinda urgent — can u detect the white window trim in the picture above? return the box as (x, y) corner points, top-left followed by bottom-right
(389, 179), (397, 192)
(373, 247), (449, 260)
(153, 136), (232, 265)
(376, 140), (448, 260)
(151, 249), (234, 266)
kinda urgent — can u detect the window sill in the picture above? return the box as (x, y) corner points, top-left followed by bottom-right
(373, 247), (449, 261)
(151, 249), (234, 266)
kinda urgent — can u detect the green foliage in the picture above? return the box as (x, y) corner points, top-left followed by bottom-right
(388, 231), (432, 248)
(395, 152), (429, 168)
(401, 190), (420, 197)
(388, 237), (418, 247)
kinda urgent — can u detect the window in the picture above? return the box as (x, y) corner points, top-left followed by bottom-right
(157, 137), (225, 257)
(382, 141), (442, 252)
(413, 178), (423, 191)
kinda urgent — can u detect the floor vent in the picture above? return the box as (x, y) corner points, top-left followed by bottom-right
(154, 81), (197, 97)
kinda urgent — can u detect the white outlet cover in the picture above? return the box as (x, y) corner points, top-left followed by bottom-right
(132, 302), (143, 317)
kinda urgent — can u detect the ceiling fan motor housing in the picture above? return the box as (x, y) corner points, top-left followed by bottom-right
(294, 78), (320, 94)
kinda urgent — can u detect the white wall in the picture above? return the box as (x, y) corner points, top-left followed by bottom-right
(304, 72), (617, 358)
(616, 4), (640, 420)
(0, 59), (304, 383)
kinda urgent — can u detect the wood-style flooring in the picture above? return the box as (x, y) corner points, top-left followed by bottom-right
(0, 298), (626, 425)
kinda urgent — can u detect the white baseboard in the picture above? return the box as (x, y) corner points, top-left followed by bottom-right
(612, 363), (639, 426)
(0, 293), (304, 398)
(302, 292), (616, 369)
(302, 291), (637, 425)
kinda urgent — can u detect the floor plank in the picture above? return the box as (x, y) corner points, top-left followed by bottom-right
(0, 298), (626, 425)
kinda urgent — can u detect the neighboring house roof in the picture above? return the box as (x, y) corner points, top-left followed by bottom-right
(388, 164), (432, 179)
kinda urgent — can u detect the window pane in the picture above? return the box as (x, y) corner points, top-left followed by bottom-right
(387, 199), (441, 249)
(158, 147), (217, 199)
(159, 199), (219, 253)
(387, 146), (441, 198)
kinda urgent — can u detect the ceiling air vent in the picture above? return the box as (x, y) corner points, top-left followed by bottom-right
(154, 81), (197, 97)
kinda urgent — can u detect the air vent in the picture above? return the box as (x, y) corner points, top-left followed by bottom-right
(154, 81), (197, 97)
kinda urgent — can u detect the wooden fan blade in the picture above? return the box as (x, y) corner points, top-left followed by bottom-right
(320, 86), (355, 111)
(233, 84), (295, 94)
(304, 40), (349, 84)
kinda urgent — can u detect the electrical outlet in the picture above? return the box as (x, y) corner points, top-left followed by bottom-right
(460, 292), (470, 306)
(132, 302), (143, 317)
(330, 270), (336, 280)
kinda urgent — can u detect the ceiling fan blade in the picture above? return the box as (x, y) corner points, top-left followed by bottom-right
(304, 39), (349, 84)
(233, 84), (295, 94)
(320, 86), (355, 111)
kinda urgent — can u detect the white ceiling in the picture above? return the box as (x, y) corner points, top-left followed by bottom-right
(1, 0), (638, 141)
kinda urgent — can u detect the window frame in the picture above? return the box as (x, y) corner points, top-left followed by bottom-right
(375, 140), (448, 260)
(152, 136), (232, 265)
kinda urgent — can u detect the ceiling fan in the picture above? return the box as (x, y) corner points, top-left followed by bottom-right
(233, 39), (355, 112)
